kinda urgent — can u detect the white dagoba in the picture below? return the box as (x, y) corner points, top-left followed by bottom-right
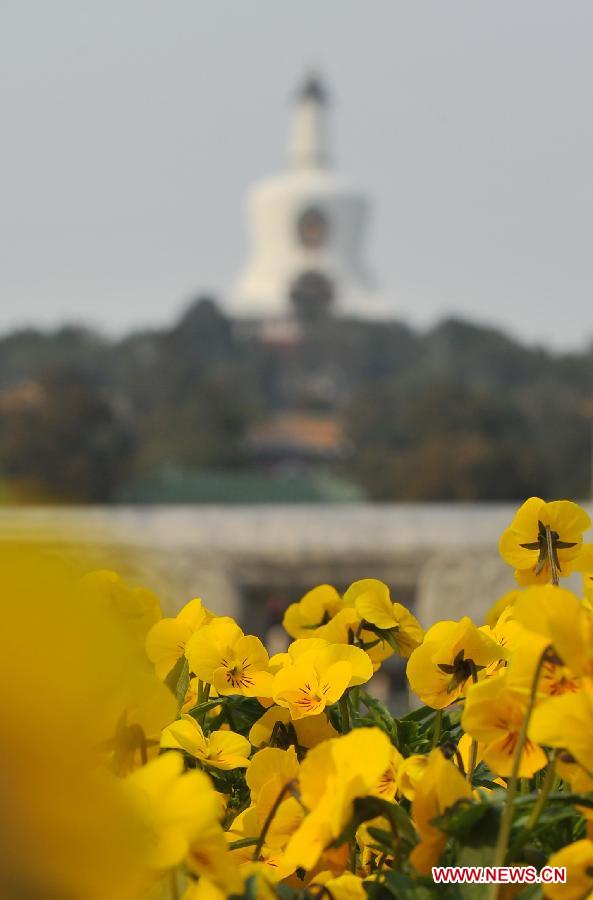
(232, 72), (382, 319)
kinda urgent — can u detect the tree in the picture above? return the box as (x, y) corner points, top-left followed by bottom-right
(0, 368), (134, 502)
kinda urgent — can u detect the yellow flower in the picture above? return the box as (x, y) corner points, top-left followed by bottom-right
(372, 746), (405, 801)
(284, 727), (392, 871)
(227, 806), (299, 881)
(462, 673), (547, 778)
(499, 497), (591, 585)
(161, 715), (251, 770)
(283, 584), (344, 638)
(544, 839), (593, 900)
(145, 598), (214, 679)
(479, 606), (530, 673)
(308, 871), (367, 899)
(529, 685), (593, 774)
(103, 673), (178, 775)
(345, 578), (424, 658)
(246, 746), (301, 811)
(249, 705), (339, 749)
(410, 749), (473, 874)
(407, 616), (508, 709)
(511, 585), (593, 680)
(79, 569), (162, 645)
(397, 754), (429, 801)
(126, 752), (224, 872)
(273, 641), (373, 719)
(186, 619), (273, 698)
(484, 589), (524, 628)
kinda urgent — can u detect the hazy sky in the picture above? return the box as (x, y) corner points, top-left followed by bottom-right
(1, 0), (592, 348)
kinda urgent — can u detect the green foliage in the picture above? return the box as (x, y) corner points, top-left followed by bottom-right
(2, 301), (593, 501)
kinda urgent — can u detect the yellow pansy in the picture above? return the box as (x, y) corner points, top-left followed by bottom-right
(544, 839), (593, 900)
(410, 749), (473, 874)
(227, 806), (299, 881)
(372, 745), (405, 801)
(283, 584), (344, 639)
(79, 569), (162, 645)
(397, 754), (429, 801)
(530, 686), (593, 773)
(246, 746), (300, 810)
(462, 673), (547, 778)
(308, 871), (367, 899)
(160, 715), (251, 770)
(507, 635), (581, 699)
(273, 641), (373, 719)
(345, 578), (424, 658)
(103, 673), (177, 775)
(584, 567), (593, 608)
(284, 727), (392, 871)
(556, 753), (593, 794)
(249, 705), (339, 749)
(512, 585), (593, 679)
(499, 497), (591, 585)
(479, 606), (530, 673)
(125, 752), (223, 872)
(357, 815), (394, 872)
(407, 616), (508, 709)
(484, 589), (524, 628)
(145, 597), (215, 679)
(186, 619), (273, 698)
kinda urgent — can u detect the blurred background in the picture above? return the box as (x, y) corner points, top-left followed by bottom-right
(1, 1), (593, 695)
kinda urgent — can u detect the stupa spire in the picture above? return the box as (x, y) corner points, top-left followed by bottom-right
(288, 70), (331, 169)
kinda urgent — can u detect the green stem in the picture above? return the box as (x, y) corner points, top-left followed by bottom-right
(431, 709), (443, 748)
(490, 649), (547, 898)
(466, 739), (478, 784)
(340, 693), (351, 733)
(228, 837), (259, 850)
(545, 524), (559, 586)
(526, 753), (557, 831)
(253, 780), (296, 860)
(508, 754), (558, 858)
(465, 663), (479, 783)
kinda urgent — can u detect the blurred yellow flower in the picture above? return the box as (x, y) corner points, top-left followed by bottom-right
(308, 871), (367, 899)
(145, 597), (214, 679)
(397, 754), (429, 801)
(372, 745), (405, 801)
(512, 585), (593, 679)
(246, 746), (300, 816)
(161, 715), (251, 769)
(79, 568), (162, 644)
(530, 686), (593, 774)
(499, 497), (591, 585)
(186, 618), (273, 697)
(284, 727), (391, 870)
(227, 806), (298, 881)
(544, 839), (593, 900)
(410, 749), (472, 874)
(126, 751), (223, 872)
(484, 589), (524, 628)
(103, 673), (178, 775)
(407, 616), (507, 708)
(462, 673), (547, 778)
(0, 542), (161, 900)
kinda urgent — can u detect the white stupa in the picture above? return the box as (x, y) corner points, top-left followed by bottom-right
(232, 72), (382, 320)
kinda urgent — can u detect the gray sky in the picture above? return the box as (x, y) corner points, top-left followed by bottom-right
(1, 0), (592, 348)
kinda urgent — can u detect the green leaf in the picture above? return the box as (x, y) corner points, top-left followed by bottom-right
(432, 800), (496, 841)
